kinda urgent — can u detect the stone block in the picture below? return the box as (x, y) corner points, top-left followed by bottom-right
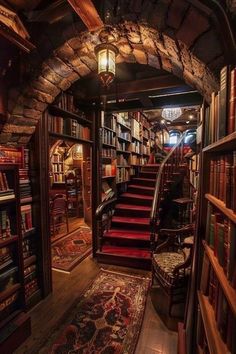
(3, 124), (35, 135)
(47, 57), (74, 78)
(41, 63), (63, 85)
(192, 30), (223, 64)
(176, 6), (210, 47)
(167, 0), (189, 29)
(32, 76), (60, 97)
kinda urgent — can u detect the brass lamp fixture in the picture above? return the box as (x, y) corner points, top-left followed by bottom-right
(95, 26), (119, 87)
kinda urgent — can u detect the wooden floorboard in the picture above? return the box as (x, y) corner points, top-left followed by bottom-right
(15, 256), (177, 354)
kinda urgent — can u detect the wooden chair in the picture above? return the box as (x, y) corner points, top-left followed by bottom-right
(50, 194), (69, 237)
(152, 224), (194, 317)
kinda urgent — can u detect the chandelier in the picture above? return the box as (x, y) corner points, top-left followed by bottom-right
(161, 108), (182, 122)
(95, 26), (119, 87)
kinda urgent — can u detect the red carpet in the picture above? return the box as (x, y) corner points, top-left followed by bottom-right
(49, 269), (150, 354)
(51, 226), (92, 273)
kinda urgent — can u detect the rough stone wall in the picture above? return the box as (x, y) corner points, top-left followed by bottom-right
(2, 0), (230, 145)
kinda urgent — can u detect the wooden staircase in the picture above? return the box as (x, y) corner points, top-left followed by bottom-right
(96, 164), (162, 269)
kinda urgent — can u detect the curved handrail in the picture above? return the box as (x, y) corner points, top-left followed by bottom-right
(95, 197), (117, 219)
(150, 132), (187, 228)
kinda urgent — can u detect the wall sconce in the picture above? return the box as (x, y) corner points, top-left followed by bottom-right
(95, 26), (119, 87)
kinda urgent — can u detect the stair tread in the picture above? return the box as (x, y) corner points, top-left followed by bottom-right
(104, 230), (150, 240)
(128, 184), (155, 191)
(121, 193), (153, 200)
(112, 216), (150, 224)
(132, 178), (156, 182)
(101, 245), (151, 258)
(116, 204), (151, 211)
(105, 228), (150, 235)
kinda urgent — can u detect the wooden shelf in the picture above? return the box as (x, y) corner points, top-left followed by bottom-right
(0, 235), (18, 247)
(178, 322), (186, 354)
(131, 151), (142, 156)
(22, 228), (36, 239)
(117, 136), (131, 143)
(49, 132), (92, 145)
(116, 150), (131, 154)
(117, 180), (129, 184)
(205, 194), (236, 224)
(20, 197), (33, 204)
(0, 196), (16, 205)
(198, 291), (228, 354)
(0, 283), (21, 302)
(117, 122), (131, 130)
(102, 126), (116, 133)
(24, 255), (37, 268)
(49, 105), (91, 126)
(117, 165), (130, 168)
(203, 241), (236, 316)
(132, 136), (142, 142)
(203, 131), (236, 153)
(102, 175), (116, 179)
(102, 142), (116, 149)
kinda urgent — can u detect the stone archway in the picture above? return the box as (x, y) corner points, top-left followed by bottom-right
(2, 21), (220, 145)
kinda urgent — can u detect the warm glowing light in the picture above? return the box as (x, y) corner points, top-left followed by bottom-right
(95, 43), (118, 87)
(186, 121), (190, 124)
(161, 108), (182, 121)
(189, 114), (194, 119)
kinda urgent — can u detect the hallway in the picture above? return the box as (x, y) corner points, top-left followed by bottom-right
(15, 255), (177, 354)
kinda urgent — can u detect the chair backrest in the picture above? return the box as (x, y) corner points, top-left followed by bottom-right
(51, 195), (67, 216)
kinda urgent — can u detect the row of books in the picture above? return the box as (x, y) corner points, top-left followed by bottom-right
(22, 238), (35, 260)
(200, 257), (236, 353)
(0, 210), (12, 239)
(205, 202), (236, 286)
(204, 65), (236, 146)
(25, 278), (39, 300)
(117, 154), (129, 166)
(0, 266), (18, 292)
(0, 146), (23, 165)
(101, 112), (116, 131)
(51, 153), (63, 163)
(49, 116), (91, 140)
(0, 246), (13, 271)
(117, 131), (131, 141)
(52, 172), (65, 183)
(209, 152), (236, 211)
(21, 204), (33, 233)
(101, 128), (116, 146)
(115, 112), (131, 129)
(116, 141), (129, 151)
(52, 163), (64, 173)
(131, 141), (142, 154)
(142, 144), (150, 155)
(101, 148), (116, 159)
(55, 92), (82, 114)
(130, 155), (145, 165)
(116, 167), (129, 183)
(0, 290), (18, 322)
(102, 164), (116, 177)
(131, 119), (141, 140)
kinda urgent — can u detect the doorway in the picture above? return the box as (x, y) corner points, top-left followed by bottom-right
(49, 138), (92, 273)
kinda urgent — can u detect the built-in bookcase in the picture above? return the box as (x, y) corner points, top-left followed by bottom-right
(99, 110), (153, 204)
(0, 163), (31, 353)
(187, 65), (236, 354)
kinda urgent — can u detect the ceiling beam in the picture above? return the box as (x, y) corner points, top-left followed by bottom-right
(67, 0), (103, 31)
(100, 91), (203, 112)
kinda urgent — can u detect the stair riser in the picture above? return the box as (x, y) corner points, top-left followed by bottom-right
(111, 221), (150, 231)
(131, 179), (156, 187)
(119, 196), (153, 206)
(127, 187), (154, 196)
(139, 172), (157, 179)
(114, 208), (150, 218)
(141, 167), (159, 172)
(103, 237), (150, 248)
(96, 252), (151, 270)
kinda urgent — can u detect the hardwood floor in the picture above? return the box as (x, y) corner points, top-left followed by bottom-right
(15, 256), (177, 354)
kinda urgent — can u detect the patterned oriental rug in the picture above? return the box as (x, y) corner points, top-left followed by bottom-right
(51, 226), (92, 273)
(49, 270), (150, 354)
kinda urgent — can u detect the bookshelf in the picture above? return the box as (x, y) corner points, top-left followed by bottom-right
(0, 163), (31, 352)
(99, 110), (153, 204)
(193, 65), (236, 354)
